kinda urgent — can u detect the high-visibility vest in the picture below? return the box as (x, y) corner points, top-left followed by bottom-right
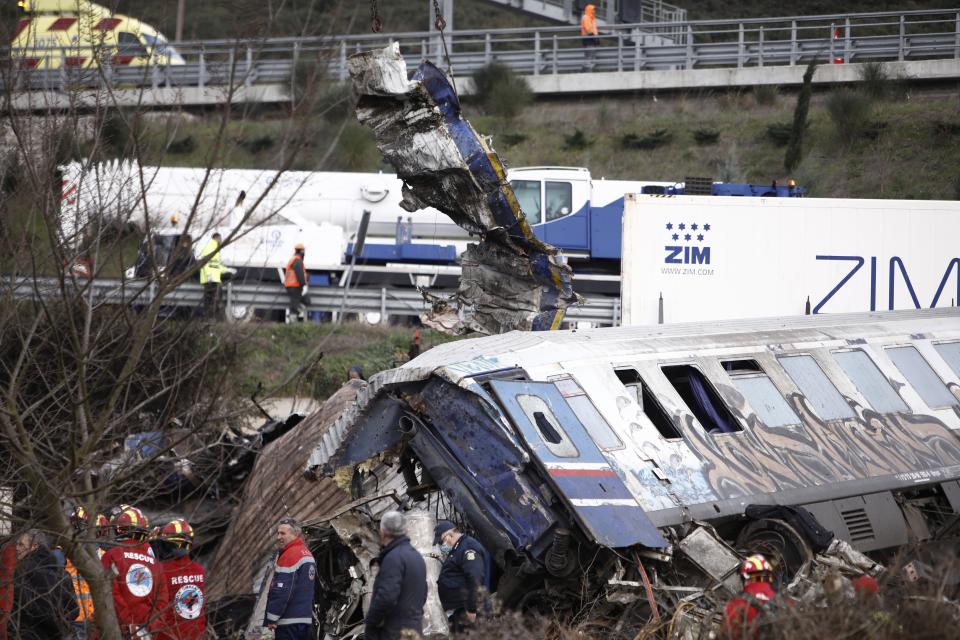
(199, 239), (224, 285)
(284, 255), (306, 288)
(65, 558), (95, 622)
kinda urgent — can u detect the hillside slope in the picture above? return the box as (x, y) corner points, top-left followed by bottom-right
(134, 83), (960, 201)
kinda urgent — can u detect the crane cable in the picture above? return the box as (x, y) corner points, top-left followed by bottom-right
(431, 0), (459, 96)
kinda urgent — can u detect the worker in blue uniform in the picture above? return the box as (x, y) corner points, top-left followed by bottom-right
(433, 521), (488, 633)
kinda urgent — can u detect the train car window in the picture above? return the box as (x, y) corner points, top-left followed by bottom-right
(510, 180), (541, 225)
(778, 355), (856, 421)
(933, 342), (960, 379)
(517, 394), (579, 457)
(614, 369), (682, 439)
(886, 346), (958, 409)
(553, 377), (624, 450)
(545, 182), (573, 221)
(722, 359), (800, 428)
(832, 350), (909, 413)
(661, 365), (742, 434)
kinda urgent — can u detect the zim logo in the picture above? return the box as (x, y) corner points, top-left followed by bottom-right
(174, 584), (204, 620)
(663, 221), (711, 265)
(125, 563), (153, 598)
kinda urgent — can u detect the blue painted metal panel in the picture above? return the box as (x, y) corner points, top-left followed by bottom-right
(489, 380), (668, 548)
(346, 242), (457, 263)
(544, 203), (589, 251)
(588, 198), (625, 260)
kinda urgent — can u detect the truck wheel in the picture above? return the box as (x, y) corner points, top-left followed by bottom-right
(735, 518), (813, 590)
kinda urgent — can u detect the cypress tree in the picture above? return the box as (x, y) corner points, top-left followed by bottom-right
(784, 61), (817, 172)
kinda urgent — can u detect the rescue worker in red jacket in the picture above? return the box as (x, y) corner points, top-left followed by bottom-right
(100, 506), (159, 638)
(283, 243), (308, 322)
(723, 554), (777, 638)
(150, 519), (205, 640)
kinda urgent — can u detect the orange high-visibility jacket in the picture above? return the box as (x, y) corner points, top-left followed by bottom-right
(65, 558), (95, 622)
(284, 255), (307, 288)
(581, 4), (598, 36)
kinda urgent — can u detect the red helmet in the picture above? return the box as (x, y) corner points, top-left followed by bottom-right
(111, 505), (150, 538)
(94, 514), (110, 537)
(160, 519), (195, 546)
(740, 554), (773, 582)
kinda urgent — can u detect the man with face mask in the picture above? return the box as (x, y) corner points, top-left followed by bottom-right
(433, 521), (487, 633)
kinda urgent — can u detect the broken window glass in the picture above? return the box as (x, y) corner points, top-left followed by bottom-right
(933, 342), (960, 379)
(832, 350), (908, 413)
(886, 346), (958, 409)
(510, 179), (542, 225)
(545, 182), (573, 221)
(661, 365), (742, 434)
(722, 359), (800, 428)
(517, 394), (579, 457)
(778, 355), (856, 421)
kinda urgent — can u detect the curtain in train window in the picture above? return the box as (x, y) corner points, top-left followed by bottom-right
(778, 355), (856, 421)
(886, 346), (958, 409)
(661, 365), (742, 434)
(933, 342), (960, 379)
(832, 350), (908, 413)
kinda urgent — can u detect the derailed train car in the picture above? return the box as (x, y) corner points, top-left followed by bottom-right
(303, 308), (960, 634)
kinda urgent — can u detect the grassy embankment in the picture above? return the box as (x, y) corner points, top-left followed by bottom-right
(231, 322), (458, 401)
(128, 84), (960, 200)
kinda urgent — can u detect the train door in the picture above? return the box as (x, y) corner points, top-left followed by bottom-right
(489, 380), (666, 548)
(543, 179), (590, 252)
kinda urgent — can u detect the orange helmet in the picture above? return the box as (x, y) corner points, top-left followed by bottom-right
(111, 505), (150, 538)
(740, 554), (773, 582)
(160, 519), (195, 546)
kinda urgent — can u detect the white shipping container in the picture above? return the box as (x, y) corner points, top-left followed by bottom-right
(621, 194), (960, 326)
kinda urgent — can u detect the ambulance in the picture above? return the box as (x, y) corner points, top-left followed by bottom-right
(10, 0), (184, 70)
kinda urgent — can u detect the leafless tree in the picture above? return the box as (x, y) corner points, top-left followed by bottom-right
(0, 1), (356, 636)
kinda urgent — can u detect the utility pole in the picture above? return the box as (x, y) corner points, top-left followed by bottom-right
(175, 0), (185, 42)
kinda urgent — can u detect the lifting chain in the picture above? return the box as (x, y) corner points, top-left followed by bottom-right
(370, 0), (382, 33)
(431, 0), (457, 95)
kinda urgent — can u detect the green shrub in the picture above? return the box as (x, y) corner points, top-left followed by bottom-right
(766, 122), (793, 147)
(101, 109), (142, 158)
(332, 122), (380, 171)
(753, 84), (778, 106)
(238, 135), (275, 154)
(826, 89), (874, 144)
(562, 129), (592, 150)
(501, 133), (528, 146)
(933, 120), (960, 136)
(953, 175), (960, 201)
(693, 128), (720, 145)
(167, 135), (196, 154)
(784, 61), (817, 172)
(859, 61), (890, 99)
(0, 153), (22, 195)
(470, 62), (532, 119)
(620, 129), (673, 150)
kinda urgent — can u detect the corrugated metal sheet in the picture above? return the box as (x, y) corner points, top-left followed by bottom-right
(207, 382), (360, 600)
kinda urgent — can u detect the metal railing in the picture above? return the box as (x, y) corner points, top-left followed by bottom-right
(4, 277), (621, 326)
(479, 0), (687, 29)
(3, 9), (959, 95)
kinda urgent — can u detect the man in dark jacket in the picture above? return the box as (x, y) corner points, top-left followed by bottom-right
(10, 530), (79, 640)
(365, 511), (427, 640)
